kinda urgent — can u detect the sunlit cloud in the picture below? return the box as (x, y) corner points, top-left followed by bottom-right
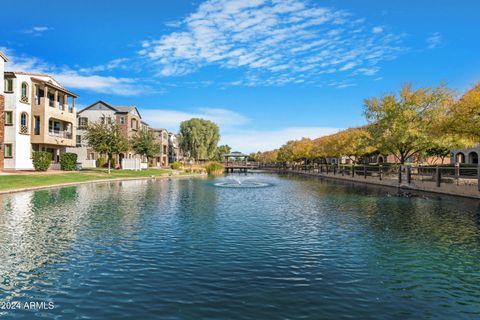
(1, 48), (147, 96)
(140, 0), (406, 86)
(221, 127), (341, 152)
(23, 26), (52, 36)
(426, 32), (443, 49)
(141, 107), (249, 130)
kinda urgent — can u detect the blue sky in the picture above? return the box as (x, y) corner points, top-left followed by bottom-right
(1, 0), (479, 152)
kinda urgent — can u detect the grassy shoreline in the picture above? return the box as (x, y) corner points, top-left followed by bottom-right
(0, 169), (192, 192)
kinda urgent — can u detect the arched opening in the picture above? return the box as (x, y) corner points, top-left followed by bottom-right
(20, 112), (29, 134)
(456, 152), (465, 164)
(468, 152), (478, 164)
(377, 155), (384, 164)
(21, 82), (29, 102)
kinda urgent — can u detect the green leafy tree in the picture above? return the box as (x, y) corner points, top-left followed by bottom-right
(84, 122), (129, 173)
(131, 128), (161, 165)
(178, 118), (220, 161)
(214, 144), (231, 161)
(364, 83), (456, 164)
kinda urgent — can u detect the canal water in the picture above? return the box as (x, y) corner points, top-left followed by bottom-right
(0, 173), (479, 319)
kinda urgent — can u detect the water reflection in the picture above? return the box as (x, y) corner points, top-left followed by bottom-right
(0, 175), (479, 319)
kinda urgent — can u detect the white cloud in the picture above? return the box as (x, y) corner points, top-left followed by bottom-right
(140, 107), (340, 152)
(78, 58), (129, 73)
(1, 48), (146, 96)
(54, 73), (143, 96)
(141, 107), (249, 131)
(140, 0), (405, 85)
(23, 26), (52, 36)
(427, 32), (443, 49)
(221, 127), (341, 152)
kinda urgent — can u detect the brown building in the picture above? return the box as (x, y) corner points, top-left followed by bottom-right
(69, 101), (145, 166)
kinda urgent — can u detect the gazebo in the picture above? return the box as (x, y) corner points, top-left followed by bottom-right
(223, 151), (249, 166)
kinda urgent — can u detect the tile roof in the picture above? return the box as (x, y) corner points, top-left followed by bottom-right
(113, 105), (136, 112)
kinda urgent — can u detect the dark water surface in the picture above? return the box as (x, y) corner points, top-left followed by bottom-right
(0, 173), (480, 319)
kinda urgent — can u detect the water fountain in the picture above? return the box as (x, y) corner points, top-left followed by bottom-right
(213, 176), (271, 188)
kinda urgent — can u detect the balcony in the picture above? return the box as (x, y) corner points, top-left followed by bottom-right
(48, 130), (73, 140)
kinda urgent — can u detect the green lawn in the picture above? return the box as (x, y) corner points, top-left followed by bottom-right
(0, 169), (178, 191)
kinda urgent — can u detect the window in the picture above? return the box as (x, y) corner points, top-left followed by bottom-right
(76, 135), (82, 147)
(4, 79), (13, 93)
(58, 95), (64, 110)
(34, 116), (40, 135)
(35, 86), (44, 105)
(4, 111), (13, 125)
(20, 82), (29, 102)
(120, 117), (125, 124)
(20, 112), (28, 134)
(131, 118), (138, 130)
(106, 117), (112, 124)
(48, 92), (55, 107)
(78, 117), (88, 129)
(4, 144), (13, 158)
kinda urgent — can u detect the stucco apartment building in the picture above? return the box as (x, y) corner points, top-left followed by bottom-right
(69, 100), (146, 165)
(0, 52), (7, 170)
(1, 52), (78, 170)
(151, 128), (169, 167)
(168, 132), (182, 163)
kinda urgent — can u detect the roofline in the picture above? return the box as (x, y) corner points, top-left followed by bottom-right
(30, 77), (78, 98)
(111, 105), (142, 119)
(0, 52), (8, 62)
(78, 100), (117, 114)
(6, 71), (49, 77)
(78, 101), (143, 119)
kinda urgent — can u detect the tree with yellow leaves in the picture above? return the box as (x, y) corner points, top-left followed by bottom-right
(364, 83), (456, 164)
(446, 83), (480, 143)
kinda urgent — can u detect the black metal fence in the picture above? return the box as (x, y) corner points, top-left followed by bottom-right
(254, 163), (480, 191)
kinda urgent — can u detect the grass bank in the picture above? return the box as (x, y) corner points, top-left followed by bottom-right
(0, 169), (183, 192)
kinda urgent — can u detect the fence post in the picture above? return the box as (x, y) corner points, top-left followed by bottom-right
(333, 165), (336, 175)
(341, 165), (344, 176)
(364, 165), (367, 179)
(351, 164), (355, 177)
(407, 166), (411, 184)
(326, 165), (329, 174)
(436, 166), (441, 187)
(379, 165), (383, 181)
(398, 166), (402, 184)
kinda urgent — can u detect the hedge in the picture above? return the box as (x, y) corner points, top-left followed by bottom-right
(171, 161), (183, 170)
(60, 153), (78, 171)
(32, 151), (52, 171)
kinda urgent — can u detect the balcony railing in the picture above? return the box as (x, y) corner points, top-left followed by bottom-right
(48, 130), (73, 139)
(20, 125), (29, 134)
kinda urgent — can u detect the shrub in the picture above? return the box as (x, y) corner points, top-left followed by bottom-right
(96, 157), (106, 168)
(171, 161), (183, 170)
(32, 151), (52, 171)
(60, 153), (78, 171)
(206, 162), (224, 176)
